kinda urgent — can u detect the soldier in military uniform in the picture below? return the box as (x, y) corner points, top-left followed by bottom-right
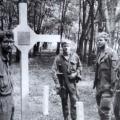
(0, 31), (14, 120)
(93, 32), (118, 120)
(113, 57), (120, 120)
(52, 42), (82, 120)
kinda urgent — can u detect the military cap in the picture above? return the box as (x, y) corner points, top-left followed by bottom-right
(61, 42), (69, 47)
(5, 30), (14, 39)
(1, 30), (14, 43)
(0, 30), (14, 43)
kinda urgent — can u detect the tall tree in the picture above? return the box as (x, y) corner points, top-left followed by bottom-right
(77, 0), (94, 60)
(88, 0), (95, 65)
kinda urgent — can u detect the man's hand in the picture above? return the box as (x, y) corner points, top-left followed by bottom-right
(68, 72), (77, 79)
(55, 84), (60, 94)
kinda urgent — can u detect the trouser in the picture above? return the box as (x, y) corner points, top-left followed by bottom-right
(60, 85), (77, 120)
(0, 95), (14, 120)
(113, 92), (120, 120)
(96, 92), (113, 120)
(0, 107), (14, 120)
(10, 106), (14, 120)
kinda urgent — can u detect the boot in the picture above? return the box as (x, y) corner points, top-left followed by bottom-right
(64, 116), (69, 120)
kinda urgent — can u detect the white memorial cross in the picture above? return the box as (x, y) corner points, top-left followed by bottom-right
(13, 0), (60, 119)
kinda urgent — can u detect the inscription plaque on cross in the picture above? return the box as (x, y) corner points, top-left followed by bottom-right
(13, 0), (60, 120)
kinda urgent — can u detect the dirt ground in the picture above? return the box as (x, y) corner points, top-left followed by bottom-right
(11, 56), (99, 120)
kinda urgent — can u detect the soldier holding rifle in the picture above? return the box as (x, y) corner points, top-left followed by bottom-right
(52, 42), (82, 120)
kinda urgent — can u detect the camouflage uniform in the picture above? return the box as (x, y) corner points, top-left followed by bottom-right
(113, 58), (120, 120)
(93, 47), (118, 120)
(0, 31), (14, 120)
(52, 52), (82, 120)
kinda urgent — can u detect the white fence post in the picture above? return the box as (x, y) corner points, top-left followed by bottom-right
(43, 85), (49, 115)
(76, 101), (84, 120)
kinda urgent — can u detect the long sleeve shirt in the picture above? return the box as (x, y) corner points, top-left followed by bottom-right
(0, 54), (13, 96)
(94, 47), (118, 94)
(51, 53), (82, 85)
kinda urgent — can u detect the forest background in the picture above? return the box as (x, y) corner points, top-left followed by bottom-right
(0, 0), (120, 65)
(1, 0), (120, 119)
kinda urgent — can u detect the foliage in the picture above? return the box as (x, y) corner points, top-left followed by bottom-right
(0, 0), (119, 64)
(0, 0), (18, 30)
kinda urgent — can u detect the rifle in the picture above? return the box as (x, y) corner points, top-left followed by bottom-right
(93, 63), (99, 89)
(57, 55), (75, 94)
(56, 72), (66, 98)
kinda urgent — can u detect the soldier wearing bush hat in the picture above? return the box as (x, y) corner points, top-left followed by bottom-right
(93, 32), (118, 120)
(0, 30), (14, 120)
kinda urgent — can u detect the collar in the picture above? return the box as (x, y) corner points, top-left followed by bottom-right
(97, 46), (111, 63)
(1, 53), (9, 64)
(60, 53), (70, 61)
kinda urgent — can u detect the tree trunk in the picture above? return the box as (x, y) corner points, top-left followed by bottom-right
(77, 0), (81, 53)
(88, 0), (94, 66)
(0, 17), (3, 30)
(83, 38), (88, 63)
(97, 0), (106, 31)
(8, 1), (13, 29)
(60, 0), (69, 41)
(33, 2), (37, 32)
(16, 48), (20, 63)
(77, 31), (85, 60)
(33, 44), (38, 56)
(77, 0), (87, 60)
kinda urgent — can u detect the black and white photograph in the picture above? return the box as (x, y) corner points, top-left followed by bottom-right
(0, 0), (120, 120)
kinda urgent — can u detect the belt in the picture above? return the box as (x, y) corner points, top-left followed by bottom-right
(0, 93), (12, 97)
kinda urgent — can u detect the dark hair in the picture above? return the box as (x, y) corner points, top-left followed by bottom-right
(0, 31), (5, 43)
(61, 42), (68, 48)
(0, 30), (14, 43)
(97, 32), (109, 42)
(5, 30), (13, 39)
